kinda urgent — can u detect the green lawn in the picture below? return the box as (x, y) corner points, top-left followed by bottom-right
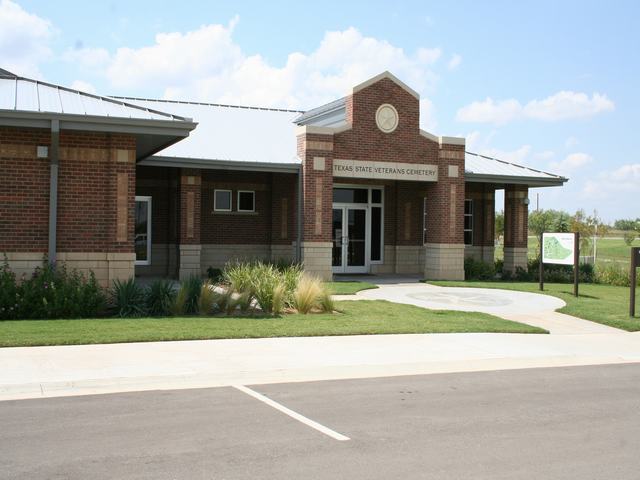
(429, 281), (639, 331)
(0, 300), (545, 347)
(326, 281), (378, 295)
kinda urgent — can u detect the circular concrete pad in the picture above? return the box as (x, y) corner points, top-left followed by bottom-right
(360, 285), (566, 315)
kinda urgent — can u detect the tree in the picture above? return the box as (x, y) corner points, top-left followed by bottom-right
(529, 210), (552, 236)
(614, 218), (640, 231)
(624, 230), (638, 246)
(495, 210), (504, 244)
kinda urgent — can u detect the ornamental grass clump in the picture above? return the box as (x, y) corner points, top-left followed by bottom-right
(251, 263), (281, 314)
(179, 275), (202, 315)
(223, 262), (255, 295)
(198, 282), (216, 315)
(110, 278), (146, 318)
(293, 275), (323, 314)
(145, 279), (176, 317)
(318, 286), (335, 313)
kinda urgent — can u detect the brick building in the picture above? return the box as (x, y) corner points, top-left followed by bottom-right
(0, 69), (566, 284)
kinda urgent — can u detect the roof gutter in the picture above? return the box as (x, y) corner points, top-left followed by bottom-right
(48, 119), (59, 267)
(465, 173), (568, 187)
(139, 156), (301, 173)
(0, 110), (197, 137)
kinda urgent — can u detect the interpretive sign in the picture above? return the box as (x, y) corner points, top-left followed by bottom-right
(333, 159), (438, 182)
(542, 233), (575, 265)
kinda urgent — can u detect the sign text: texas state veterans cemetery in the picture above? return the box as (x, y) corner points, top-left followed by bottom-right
(333, 159), (438, 182)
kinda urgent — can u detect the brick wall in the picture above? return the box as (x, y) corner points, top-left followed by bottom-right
(0, 126), (136, 254)
(0, 127), (50, 251)
(504, 184), (529, 249)
(465, 182), (496, 247)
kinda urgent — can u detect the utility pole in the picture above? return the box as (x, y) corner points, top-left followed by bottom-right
(536, 193), (539, 212)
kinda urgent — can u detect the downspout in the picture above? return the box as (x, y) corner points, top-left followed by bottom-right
(295, 164), (303, 263)
(48, 119), (60, 266)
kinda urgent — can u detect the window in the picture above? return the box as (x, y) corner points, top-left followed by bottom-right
(423, 197), (428, 244)
(134, 196), (152, 265)
(371, 206), (382, 261)
(237, 191), (255, 212)
(464, 199), (473, 245)
(214, 189), (232, 212)
(333, 188), (368, 204)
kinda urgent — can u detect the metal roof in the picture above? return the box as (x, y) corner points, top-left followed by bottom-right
(0, 74), (189, 121)
(116, 97), (302, 165)
(465, 151), (567, 186)
(294, 96), (347, 126)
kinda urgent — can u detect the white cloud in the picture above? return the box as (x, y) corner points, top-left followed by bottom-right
(583, 163), (640, 199)
(0, 0), (53, 77)
(447, 53), (462, 70)
(549, 152), (592, 173)
(565, 136), (579, 148)
(70, 80), (97, 94)
(524, 91), (614, 121)
(75, 20), (442, 129)
(63, 47), (111, 69)
(456, 98), (521, 125)
(457, 91), (614, 124)
(533, 150), (555, 161)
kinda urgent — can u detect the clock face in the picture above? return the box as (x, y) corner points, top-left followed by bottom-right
(375, 104), (399, 133)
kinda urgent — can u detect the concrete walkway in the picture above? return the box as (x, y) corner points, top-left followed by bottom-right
(2, 331), (640, 402)
(335, 277), (625, 335)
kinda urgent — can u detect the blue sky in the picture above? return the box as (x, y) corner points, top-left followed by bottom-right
(2, 0), (638, 221)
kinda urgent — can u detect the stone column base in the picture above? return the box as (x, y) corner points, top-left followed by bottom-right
(179, 244), (202, 280)
(271, 243), (296, 264)
(424, 243), (465, 280)
(394, 246), (425, 274)
(2, 252), (135, 288)
(465, 245), (495, 264)
(503, 247), (528, 274)
(301, 242), (332, 281)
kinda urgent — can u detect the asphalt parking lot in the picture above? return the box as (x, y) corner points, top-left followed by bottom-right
(2, 363), (640, 479)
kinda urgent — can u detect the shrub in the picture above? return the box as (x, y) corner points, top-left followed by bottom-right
(235, 291), (253, 314)
(525, 258), (594, 284)
(623, 230), (638, 246)
(198, 282), (216, 315)
(206, 267), (223, 283)
(110, 278), (146, 317)
(17, 262), (105, 319)
(272, 283), (286, 315)
(223, 262), (255, 295)
(0, 258), (19, 320)
(464, 258), (495, 281)
(145, 279), (176, 316)
(294, 275), (322, 314)
(595, 264), (635, 287)
(318, 286), (335, 313)
(178, 276), (202, 315)
(251, 264), (281, 314)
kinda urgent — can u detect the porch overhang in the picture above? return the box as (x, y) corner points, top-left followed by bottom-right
(138, 155), (301, 174)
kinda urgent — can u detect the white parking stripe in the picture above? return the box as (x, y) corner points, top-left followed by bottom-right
(232, 385), (350, 442)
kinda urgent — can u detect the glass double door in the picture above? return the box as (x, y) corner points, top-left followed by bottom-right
(332, 206), (368, 273)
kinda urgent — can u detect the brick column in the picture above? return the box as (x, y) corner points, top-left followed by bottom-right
(297, 128), (334, 280)
(504, 184), (529, 274)
(424, 139), (465, 280)
(178, 168), (202, 280)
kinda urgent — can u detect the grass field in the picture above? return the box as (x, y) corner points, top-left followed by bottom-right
(326, 281), (378, 295)
(430, 281), (639, 331)
(0, 300), (546, 347)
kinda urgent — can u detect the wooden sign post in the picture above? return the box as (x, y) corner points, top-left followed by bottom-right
(631, 247), (640, 318)
(574, 232), (580, 298)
